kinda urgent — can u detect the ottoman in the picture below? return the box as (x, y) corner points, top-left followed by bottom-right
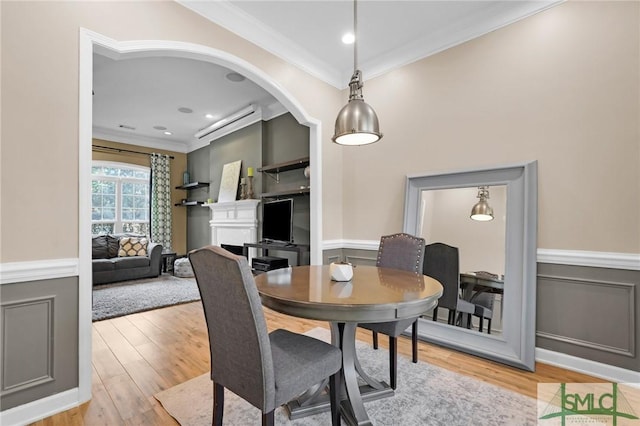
(174, 257), (194, 278)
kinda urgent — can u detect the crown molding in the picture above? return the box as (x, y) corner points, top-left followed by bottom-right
(176, 0), (343, 88)
(92, 126), (189, 153)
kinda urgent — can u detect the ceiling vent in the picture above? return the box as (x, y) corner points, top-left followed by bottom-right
(194, 105), (257, 139)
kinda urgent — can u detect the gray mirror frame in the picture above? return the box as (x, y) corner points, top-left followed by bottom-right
(404, 161), (538, 371)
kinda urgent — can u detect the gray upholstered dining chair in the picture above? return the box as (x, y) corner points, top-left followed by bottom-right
(472, 292), (495, 334)
(189, 245), (342, 426)
(359, 233), (425, 390)
(424, 242), (476, 328)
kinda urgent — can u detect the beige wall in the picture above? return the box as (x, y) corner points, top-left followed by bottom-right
(0, 0), (343, 262)
(343, 1), (639, 254)
(1, 1), (638, 263)
(91, 139), (188, 254)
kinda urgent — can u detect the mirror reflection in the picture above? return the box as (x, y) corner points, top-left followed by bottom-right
(419, 185), (507, 336)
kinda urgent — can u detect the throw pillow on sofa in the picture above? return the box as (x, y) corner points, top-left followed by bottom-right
(118, 237), (148, 257)
(107, 235), (120, 258)
(92, 235), (110, 259)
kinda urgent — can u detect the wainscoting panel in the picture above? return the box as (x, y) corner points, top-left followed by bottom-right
(536, 263), (639, 371)
(0, 277), (79, 410)
(2, 297), (54, 394)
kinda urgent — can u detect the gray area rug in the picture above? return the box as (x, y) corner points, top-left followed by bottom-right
(92, 274), (200, 321)
(155, 328), (537, 425)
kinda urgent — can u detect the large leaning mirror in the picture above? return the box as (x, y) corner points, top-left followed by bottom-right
(403, 161), (537, 371)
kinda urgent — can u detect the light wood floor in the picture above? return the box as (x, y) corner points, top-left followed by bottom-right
(31, 301), (603, 425)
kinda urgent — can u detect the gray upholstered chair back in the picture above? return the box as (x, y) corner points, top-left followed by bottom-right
(423, 242), (460, 311)
(189, 245), (275, 411)
(376, 233), (426, 273)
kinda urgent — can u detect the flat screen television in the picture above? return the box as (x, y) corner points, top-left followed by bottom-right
(262, 199), (293, 244)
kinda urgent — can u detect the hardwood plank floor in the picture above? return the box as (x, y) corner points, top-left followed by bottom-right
(30, 301), (604, 425)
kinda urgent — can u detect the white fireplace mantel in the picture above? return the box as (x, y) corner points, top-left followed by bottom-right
(207, 200), (260, 250)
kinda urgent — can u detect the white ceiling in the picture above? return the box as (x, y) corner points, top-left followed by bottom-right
(93, 0), (561, 152)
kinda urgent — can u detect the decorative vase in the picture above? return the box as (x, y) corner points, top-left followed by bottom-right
(183, 171), (190, 185)
(330, 262), (353, 282)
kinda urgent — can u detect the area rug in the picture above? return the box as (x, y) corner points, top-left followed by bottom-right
(155, 328), (537, 425)
(92, 274), (200, 321)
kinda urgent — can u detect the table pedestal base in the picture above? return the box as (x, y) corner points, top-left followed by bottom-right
(284, 322), (394, 426)
(285, 382), (394, 422)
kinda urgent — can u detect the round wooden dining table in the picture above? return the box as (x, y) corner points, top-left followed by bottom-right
(254, 265), (443, 426)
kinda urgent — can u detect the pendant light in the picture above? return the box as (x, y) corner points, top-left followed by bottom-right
(332, 0), (382, 145)
(470, 186), (494, 221)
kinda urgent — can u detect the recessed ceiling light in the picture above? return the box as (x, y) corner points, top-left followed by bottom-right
(153, 125), (167, 131)
(164, 131), (172, 135)
(205, 114), (214, 119)
(226, 72), (246, 82)
(178, 107), (193, 114)
(342, 33), (355, 44)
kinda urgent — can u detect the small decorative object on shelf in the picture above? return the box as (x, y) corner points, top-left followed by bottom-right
(246, 175), (255, 199)
(240, 177), (247, 200)
(182, 171), (190, 185)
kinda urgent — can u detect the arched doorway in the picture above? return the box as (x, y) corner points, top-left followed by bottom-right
(78, 29), (322, 402)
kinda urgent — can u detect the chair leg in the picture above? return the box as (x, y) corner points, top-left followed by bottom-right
(466, 314), (471, 329)
(479, 316), (484, 332)
(372, 330), (379, 350)
(262, 411), (274, 426)
(411, 320), (418, 363)
(432, 306), (438, 321)
(389, 336), (398, 390)
(487, 319), (492, 334)
(329, 371), (341, 426)
(213, 382), (224, 426)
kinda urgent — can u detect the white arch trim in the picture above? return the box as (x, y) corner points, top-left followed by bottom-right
(78, 28), (323, 403)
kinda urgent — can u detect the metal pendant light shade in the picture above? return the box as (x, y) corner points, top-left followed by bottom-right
(333, 72), (382, 145)
(470, 187), (494, 221)
(332, 0), (382, 146)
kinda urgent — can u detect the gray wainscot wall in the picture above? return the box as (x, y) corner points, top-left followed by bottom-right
(1, 277), (79, 410)
(324, 246), (640, 374)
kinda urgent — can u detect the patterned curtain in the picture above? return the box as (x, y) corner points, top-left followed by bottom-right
(150, 153), (172, 251)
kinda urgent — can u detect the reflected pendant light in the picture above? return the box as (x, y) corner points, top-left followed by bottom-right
(470, 186), (494, 221)
(332, 0), (382, 145)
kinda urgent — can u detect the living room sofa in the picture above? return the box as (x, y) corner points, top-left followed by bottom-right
(92, 233), (163, 285)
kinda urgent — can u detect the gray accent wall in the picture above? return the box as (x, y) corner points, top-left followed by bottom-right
(324, 247), (640, 372)
(187, 113), (311, 262)
(0, 277), (79, 410)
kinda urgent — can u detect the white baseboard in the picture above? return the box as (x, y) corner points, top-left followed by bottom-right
(0, 388), (80, 426)
(536, 348), (640, 386)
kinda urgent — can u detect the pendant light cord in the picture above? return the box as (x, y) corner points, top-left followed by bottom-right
(353, 0), (358, 72)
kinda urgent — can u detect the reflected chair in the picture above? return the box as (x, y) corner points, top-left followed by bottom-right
(359, 233), (425, 389)
(472, 292), (495, 334)
(189, 245), (342, 426)
(424, 242), (476, 329)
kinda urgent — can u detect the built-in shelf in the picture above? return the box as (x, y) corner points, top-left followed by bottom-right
(176, 182), (209, 190)
(258, 157), (309, 174)
(261, 187), (310, 198)
(175, 200), (205, 207)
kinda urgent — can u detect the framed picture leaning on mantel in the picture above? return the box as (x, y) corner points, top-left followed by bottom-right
(218, 160), (242, 203)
